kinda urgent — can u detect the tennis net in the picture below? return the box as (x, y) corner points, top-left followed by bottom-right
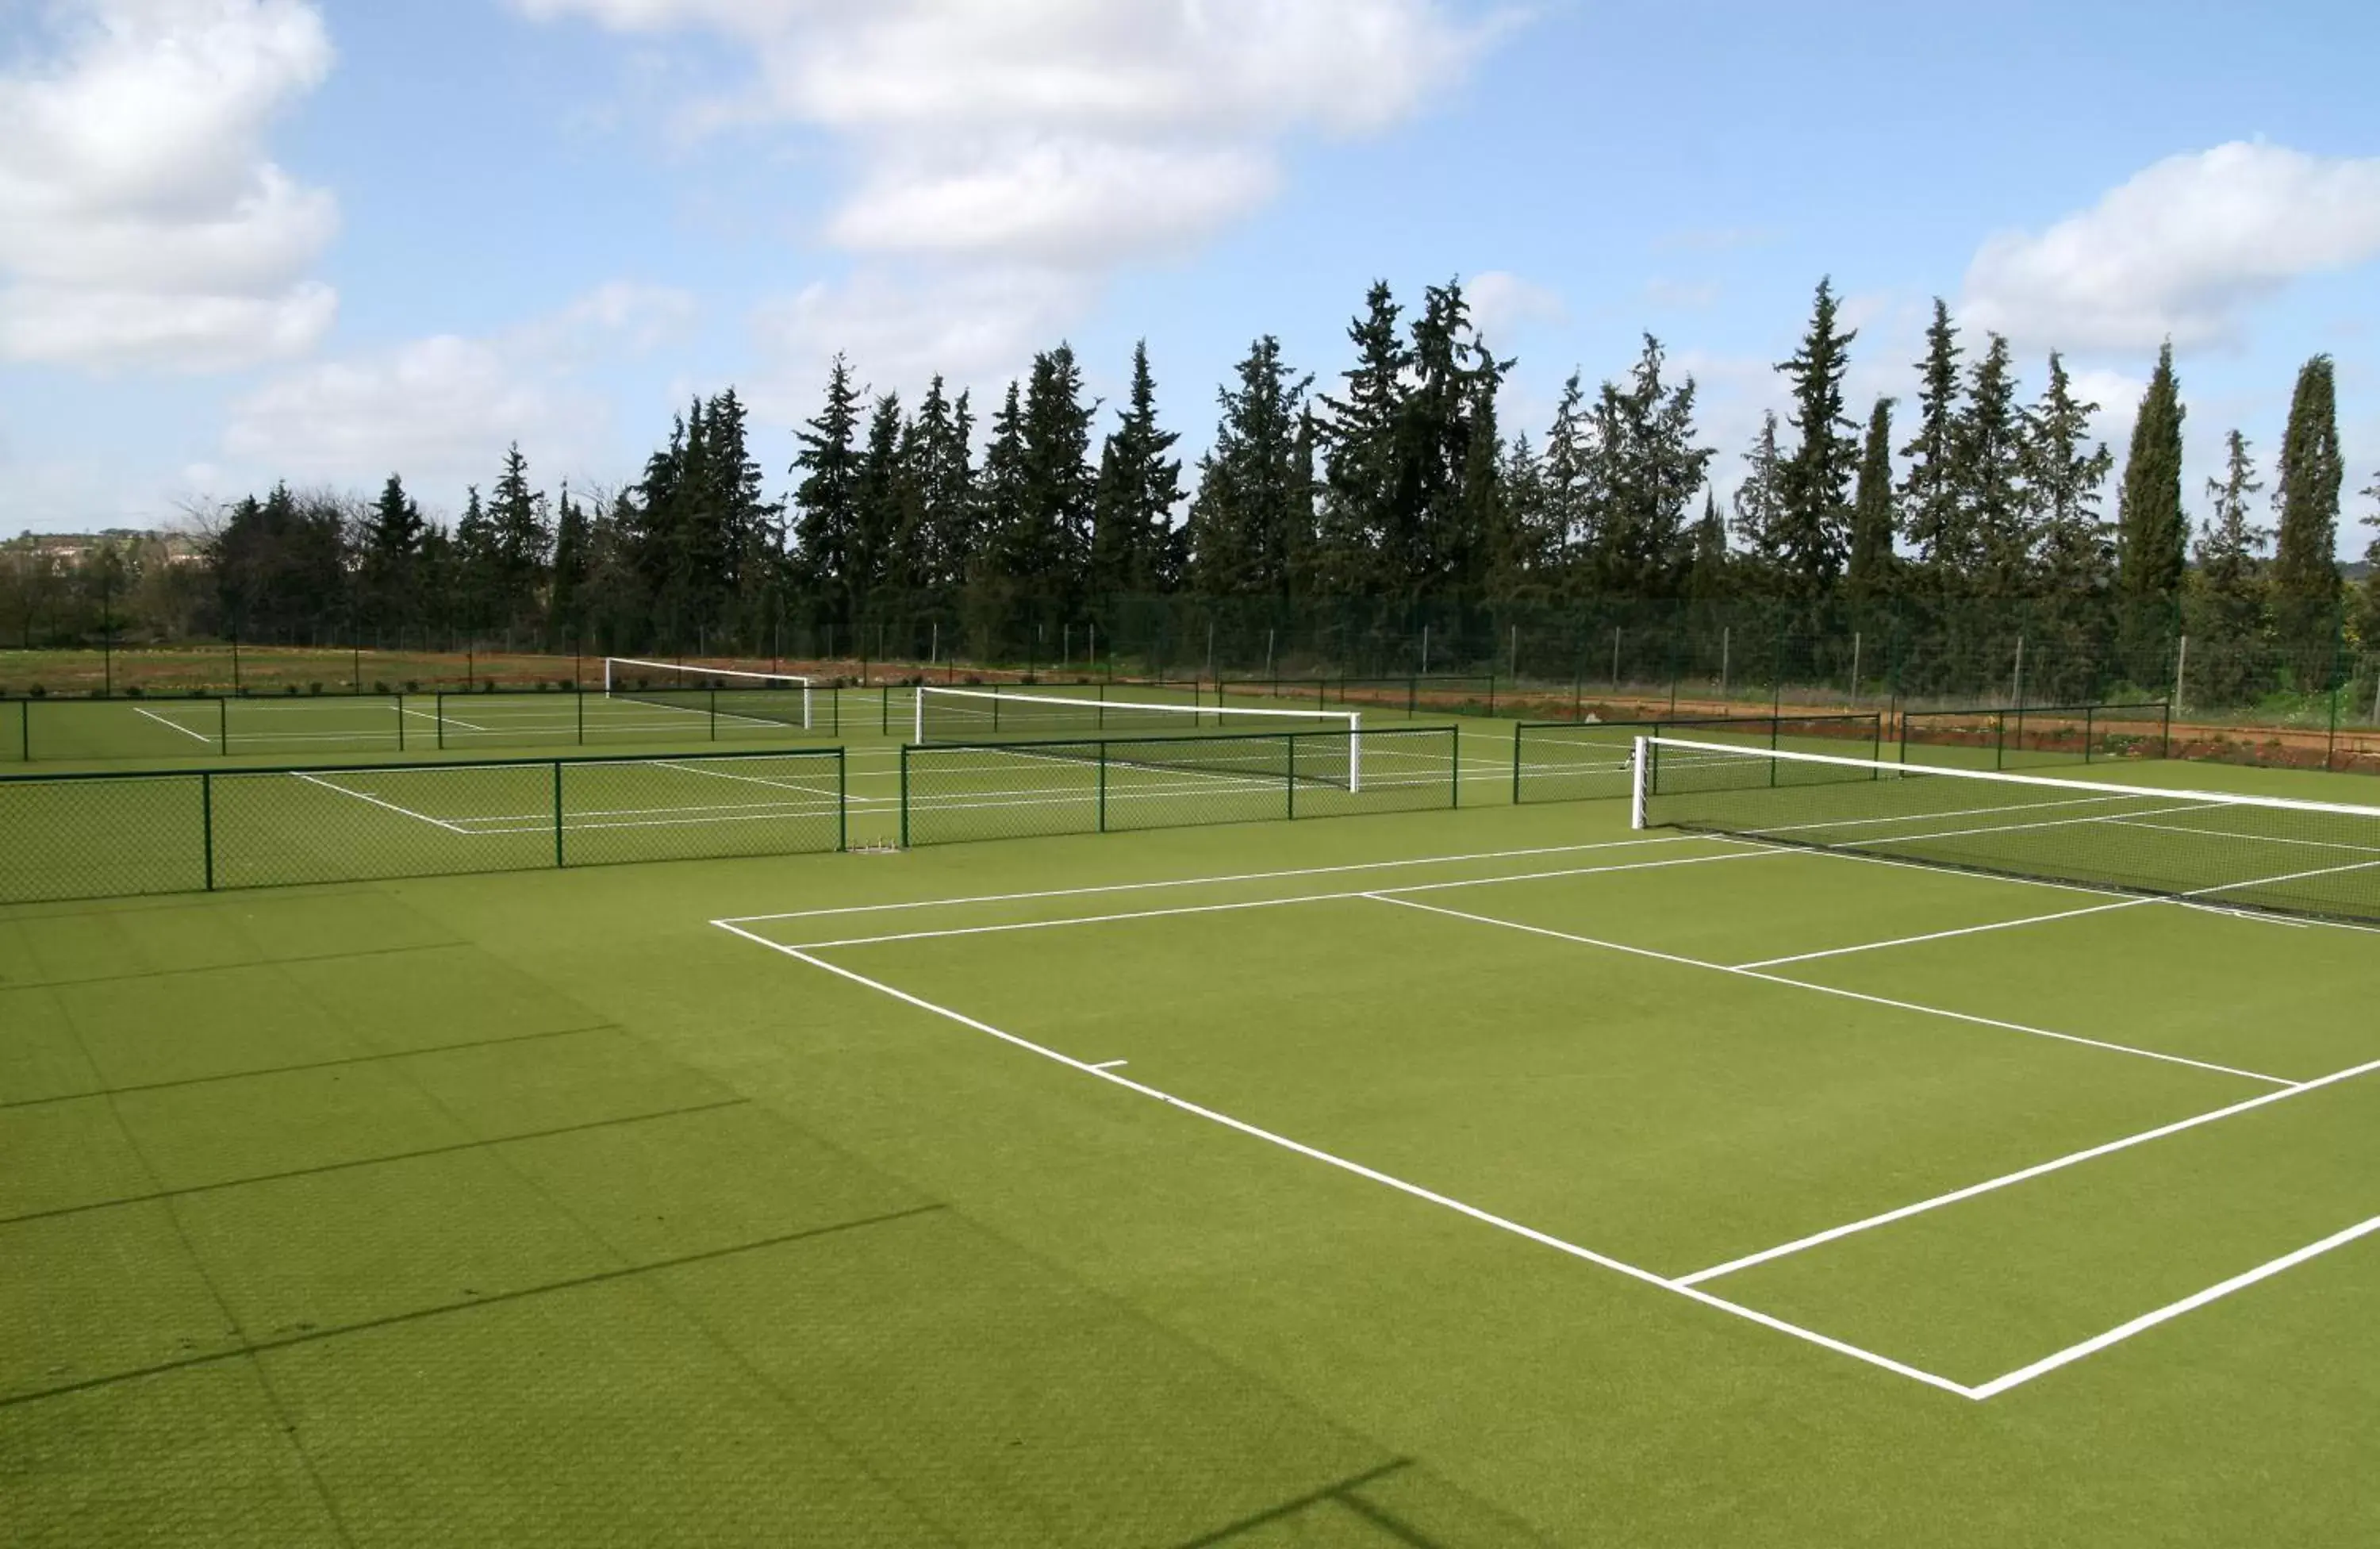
(914, 686), (1361, 774)
(1631, 735), (2380, 926)
(604, 657), (812, 731)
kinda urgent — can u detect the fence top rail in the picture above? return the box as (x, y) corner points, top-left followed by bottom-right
(904, 724), (1454, 756)
(0, 690), (405, 705)
(0, 745), (847, 786)
(1901, 698), (2171, 719)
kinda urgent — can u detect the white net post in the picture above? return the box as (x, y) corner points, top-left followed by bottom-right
(913, 686), (927, 744)
(1349, 713), (1363, 794)
(1630, 736), (1649, 829)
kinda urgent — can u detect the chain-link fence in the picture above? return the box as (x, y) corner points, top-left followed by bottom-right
(1514, 714), (1884, 805)
(0, 748), (846, 905)
(899, 726), (1460, 846)
(1898, 701), (2173, 771)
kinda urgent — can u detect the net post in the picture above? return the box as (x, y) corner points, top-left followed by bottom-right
(2162, 700), (2172, 760)
(1350, 713), (1364, 794)
(201, 771), (215, 890)
(1511, 721), (1523, 805)
(804, 682), (815, 733)
(913, 687), (925, 744)
(1629, 736), (1649, 829)
(552, 761), (566, 868)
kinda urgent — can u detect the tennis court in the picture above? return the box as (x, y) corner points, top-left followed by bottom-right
(5, 721), (2378, 1545)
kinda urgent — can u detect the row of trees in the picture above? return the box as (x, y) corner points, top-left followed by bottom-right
(4, 276), (2375, 673)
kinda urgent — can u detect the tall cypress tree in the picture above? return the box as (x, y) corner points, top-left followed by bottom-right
(1538, 372), (1593, 590)
(1688, 490), (1730, 602)
(549, 484), (590, 651)
(2116, 342), (2187, 609)
(359, 474), (426, 642)
(1184, 336), (1312, 598)
(1900, 298), (1967, 579)
(1587, 336), (1710, 596)
(850, 392), (905, 617)
(790, 356), (864, 638)
(1012, 344), (1096, 613)
(1090, 340), (1184, 597)
(1955, 333), (2027, 595)
(1730, 412), (1788, 582)
(487, 443), (551, 636)
(2189, 430), (2269, 703)
(1846, 398), (1896, 598)
(2022, 354), (2114, 595)
(1774, 277), (1859, 598)
(1314, 283), (1409, 595)
(2270, 354), (2344, 653)
(2357, 471), (2380, 652)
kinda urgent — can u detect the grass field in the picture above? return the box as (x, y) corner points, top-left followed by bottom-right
(4, 701), (2378, 1545)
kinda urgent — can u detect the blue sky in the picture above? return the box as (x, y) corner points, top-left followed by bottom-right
(3, 0), (2376, 555)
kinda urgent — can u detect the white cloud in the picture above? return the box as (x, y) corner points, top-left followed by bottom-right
(516, 0), (1498, 267)
(749, 264), (1084, 413)
(0, 0), (340, 371)
(1465, 271), (1566, 336)
(1963, 141), (2380, 352)
(1642, 278), (1718, 312)
(220, 283), (693, 495)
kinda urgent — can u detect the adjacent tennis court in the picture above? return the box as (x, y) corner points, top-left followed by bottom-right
(5, 712), (2378, 1545)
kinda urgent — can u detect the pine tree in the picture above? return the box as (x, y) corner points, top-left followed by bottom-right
(1090, 340), (1184, 597)
(549, 484), (590, 651)
(2271, 354), (2344, 654)
(1846, 398), (1896, 598)
(359, 473), (426, 641)
(908, 378), (975, 591)
(1730, 412), (1788, 581)
(1900, 298), (1967, 579)
(1314, 283), (1409, 595)
(1688, 490), (1730, 602)
(1538, 372), (1593, 590)
(1184, 336), (1312, 598)
(2022, 353), (2114, 598)
(1400, 280), (1508, 598)
(1773, 277), (1860, 598)
(1587, 336), (1710, 595)
(1493, 432), (1553, 600)
(2357, 471), (2380, 652)
(851, 392), (905, 622)
(453, 485), (498, 644)
(486, 443), (552, 637)
(1955, 333), (2027, 595)
(2189, 430), (2269, 703)
(790, 356), (864, 636)
(1010, 344), (1097, 612)
(2117, 342), (2187, 606)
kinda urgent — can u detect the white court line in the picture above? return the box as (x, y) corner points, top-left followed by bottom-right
(133, 706), (216, 745)
(722, 835), (1706, 925)
(1365, 894), (2294, 1088)
(291, 772), (471, 833)
(712, 921), (1979, 1401)
(1677, 1054), (2380, 1286)
(776, 848), (1789, 951)
(1968, 1212), (2380, 1399)
(1733, 897), (2144, 969)
(1090, 1059), (1129, 1071)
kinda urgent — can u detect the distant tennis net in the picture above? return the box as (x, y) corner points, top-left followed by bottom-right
(1632, 735), (2380, 926)
(914, 686), (1362, 783)
(605, 656), (813, 732)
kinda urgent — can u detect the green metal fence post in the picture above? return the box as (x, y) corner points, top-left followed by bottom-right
(552, 762), (565, 868)
(838, 747), (848, 852)
(217, 696), (228, 755)
(1511, 722), (1523, 805)
(899, 746), (911, 849)
(1450, 727), (1461, 808)
(397, 694), (406, 753)
(1994, 710), (2007, 771)
(708, 689), (718, 740)
(16, 700), (25, 763)
(201, 771), (215, 891)
(577, 682), (585, 745)
(1097, 740), (1108, 833)
(1286, 734), (1296, 820)
(437, 693), (447, 751)
(2084, 705), (2095, 764)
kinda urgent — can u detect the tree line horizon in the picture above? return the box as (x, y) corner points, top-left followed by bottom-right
(4, 276), (2376, 685)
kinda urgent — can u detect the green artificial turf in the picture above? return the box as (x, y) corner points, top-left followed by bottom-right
(2, 717), (2378, 1545)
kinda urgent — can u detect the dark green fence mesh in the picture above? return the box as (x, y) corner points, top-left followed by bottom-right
(0, 748), (846, 905)
(1898, 701), (2172, 771)
(899, 726), (1458, 846)
(1513, 713), (1884, 804)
